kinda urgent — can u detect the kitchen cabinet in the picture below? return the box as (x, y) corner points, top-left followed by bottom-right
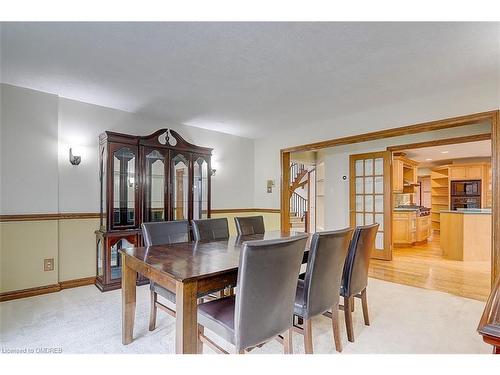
(392, 154), (419, 193)
(416, 215), (431, 242)
(393, 211), (417, 245)
(449, 164), (484, 180)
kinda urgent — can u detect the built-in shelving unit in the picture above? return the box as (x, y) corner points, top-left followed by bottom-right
(430, 166), (449, 232)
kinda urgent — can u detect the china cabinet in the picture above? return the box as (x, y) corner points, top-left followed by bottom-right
(95, 129), (212, 291)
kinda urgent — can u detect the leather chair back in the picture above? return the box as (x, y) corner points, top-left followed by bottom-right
(234, 235), (308, 351)
(341, 223), (379, 297)
(234, 216), (265, 236)
(192, 218), (230, 241)
(302, 228), (354, 318)
(141, 221), (189, 246)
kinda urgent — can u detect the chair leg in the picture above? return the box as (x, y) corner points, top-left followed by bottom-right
(350, 296), (355, 312)
(344, 296), (354, 342)
(331, 307), (343, 352)
(304, 319), (313, 354)
(197, 324), (204, 354)
(361, 288), (370, 326)
(283, 328), (293, 354)
(148, 291), (157, 331)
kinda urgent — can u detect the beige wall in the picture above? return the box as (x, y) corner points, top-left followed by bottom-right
(211, 211), (281, 235)
(58, 218), (100, 282)
(0, 221), (59, 293)
(1, 212), (281, 294)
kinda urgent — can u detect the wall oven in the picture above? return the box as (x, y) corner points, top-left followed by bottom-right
(450, 180), (481, 196)
(450, 180), (481, 210)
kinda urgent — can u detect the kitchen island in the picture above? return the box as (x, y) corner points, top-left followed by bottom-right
(440, 209), (492, 261)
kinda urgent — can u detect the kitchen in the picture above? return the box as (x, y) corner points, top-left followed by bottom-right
(391, 140), (492, 265)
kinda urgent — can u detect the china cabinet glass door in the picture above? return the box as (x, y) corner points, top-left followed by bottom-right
(193, 156), (209, 220)
(112, 145), (138, 229)
(171, 153), (190, 221)
(144, 149), (167, 222)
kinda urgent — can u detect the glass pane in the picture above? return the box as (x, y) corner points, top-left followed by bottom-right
(375, 213), (384, 230)
(355, 177), (363, 194)
(375, 195), (384, 212)
(374, 158), (383, 175)
(355, 195), (363, 211)
(356, 213), (364, 226)
(113, 147), (135, 226)
(97, 239), (103, 278)
(364, 159), (373, 175)
(364, 213), (374, 225)
(374, 176), (383, 194)
(193, 157), (209, 219)
(110, 238), (133, 280)
(172, 154), (189, 220)
(364, 177), (373, 194)
(355, 160), (364, 176)
(364, 195), (373, 212)
(375, 232), (384, 249)
(145, 150), (165, 222)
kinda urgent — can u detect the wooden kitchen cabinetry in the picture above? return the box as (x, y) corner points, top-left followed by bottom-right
(393, 211), (431, 245)
(393, 154), (419, 193)
(449, 164), (484, 180)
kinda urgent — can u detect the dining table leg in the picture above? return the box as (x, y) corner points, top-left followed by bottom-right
(122, 255), (137, 345)
(175, 280), (199, 354)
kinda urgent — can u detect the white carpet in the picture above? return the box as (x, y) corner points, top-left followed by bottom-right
(0, 278), (490, 354)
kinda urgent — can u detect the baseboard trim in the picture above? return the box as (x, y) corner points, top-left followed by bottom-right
(0, 277), (96, 302)
(0, 284), (61, 302)
(59, 276), (96, 290)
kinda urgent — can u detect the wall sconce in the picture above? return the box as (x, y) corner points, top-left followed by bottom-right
(210, 168), (217, 176)
(69, 148), (81, 165)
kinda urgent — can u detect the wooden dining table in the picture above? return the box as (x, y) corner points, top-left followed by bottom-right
(119, 230), (310, 354)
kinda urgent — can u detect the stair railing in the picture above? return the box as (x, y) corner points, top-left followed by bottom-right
(290, 192), (307, 218)
(290, 162), (305, 185)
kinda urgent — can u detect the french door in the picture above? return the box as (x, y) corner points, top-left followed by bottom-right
(349, 151), (392, 260)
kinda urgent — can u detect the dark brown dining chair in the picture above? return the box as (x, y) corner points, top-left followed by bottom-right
(234, 215), (265, 236)
(339, 223), (379, 342)
(293, 228), (354, 353)
(197, 235), (308, 354)
(192, 218), (230, 241)
(141, 220), (189, 331)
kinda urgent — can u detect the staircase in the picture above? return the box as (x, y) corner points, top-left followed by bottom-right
(289, 163), (309, 232)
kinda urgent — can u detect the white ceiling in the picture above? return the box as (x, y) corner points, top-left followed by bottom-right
(1, 22), (499, 138)
(405, 140), (491, 167)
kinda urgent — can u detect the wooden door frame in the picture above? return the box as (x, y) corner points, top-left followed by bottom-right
(280, 110), (500, 283)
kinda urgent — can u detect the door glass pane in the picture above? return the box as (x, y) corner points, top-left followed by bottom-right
(364, 195), (373, 212)
(375, 213), (384, 230)
(375, 232), (384, 249)
(110, 238), (133, 280)
(364, 213), (374, 225)
(374, 158), (383, 175)
(145, 150), (165, 222)
(355, 160), (364, 176)
(172, 154), (189, 220)
(355, 195), (363, 211)
(193, 157), (209, 219)
(113, 147), (135, 226)
(364, 159), (373, 175)
(374, 176), (383, 194)
(355, 177), (363, 194)
(356, 213), (364, 226)
(374, 195), (384, 212)
(364, 177), (373, 194)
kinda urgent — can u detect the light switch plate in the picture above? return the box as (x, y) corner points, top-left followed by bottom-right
(44, 258), (54, 271)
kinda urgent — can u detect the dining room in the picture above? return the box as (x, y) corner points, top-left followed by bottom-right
(1, 6), (500, 374)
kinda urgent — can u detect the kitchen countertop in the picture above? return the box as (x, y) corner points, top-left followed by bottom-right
(393, 207), (419, 212)
(440, 209), (492, 215)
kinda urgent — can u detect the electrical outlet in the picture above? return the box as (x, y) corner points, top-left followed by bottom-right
(44, 258), (54, 271)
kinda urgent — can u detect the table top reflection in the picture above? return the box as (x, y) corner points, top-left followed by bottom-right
(120, 231), (310, 282)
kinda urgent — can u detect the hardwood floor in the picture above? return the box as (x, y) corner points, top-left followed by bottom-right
(369, 233), (491, 301)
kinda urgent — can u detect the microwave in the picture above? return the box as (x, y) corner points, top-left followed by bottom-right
(450, 180), (481, 196)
